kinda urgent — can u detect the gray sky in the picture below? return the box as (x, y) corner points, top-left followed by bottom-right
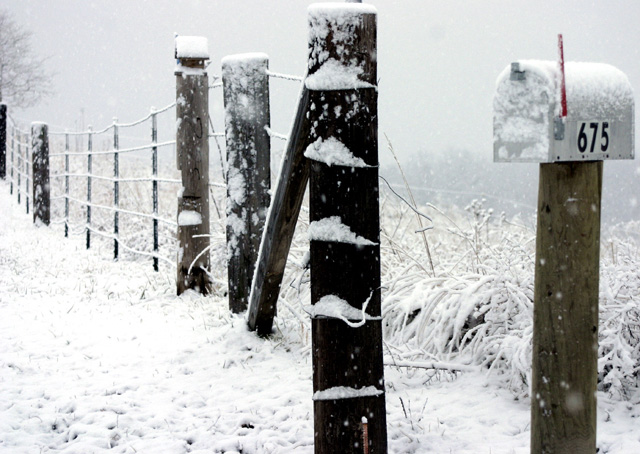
(5, 0), (640, 171)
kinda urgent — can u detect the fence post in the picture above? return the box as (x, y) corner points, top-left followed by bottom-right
(151, 109), (159, 272)
(175, 36), (211, 295)
(25, 131), (30, 214)
(306, 4), (387, 453)
(17, 131), (22, 204)
(222, 53), (271, 313)
(113, 119), (119, 260)
(0, 103), (6, 179)
(531, 161), (601, 453)
(10, 125), (15, 194)
(86, 126), (93, 249)
(64, 133), (69, 237)
(31, 122), (50, 226)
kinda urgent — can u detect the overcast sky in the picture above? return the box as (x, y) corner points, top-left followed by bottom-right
(5, 0), (640, 171)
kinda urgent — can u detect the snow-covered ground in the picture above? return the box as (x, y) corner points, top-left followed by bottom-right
(1, 181), (639, 454)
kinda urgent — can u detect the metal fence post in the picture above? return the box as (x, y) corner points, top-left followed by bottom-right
(113, 119), (119, 260)
(152, 109), (159, 272)
(86, 126), (93, 249)
(64, 133), (69, 237)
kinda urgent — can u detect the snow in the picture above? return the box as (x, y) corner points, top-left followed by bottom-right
(305, 294), (381, 325)
(304, 136), (370, 167)
(177, 209), (202, 226)
(308, 215), (376, 246)
(493, 59), (634, 162)
(305, 58), (375, 91)
(307, 3), (377, 90)
(312, 386), (383, 401)
(175, 36), (209, 60)
(2, 180), (640, 453)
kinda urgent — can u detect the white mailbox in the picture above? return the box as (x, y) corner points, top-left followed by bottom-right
(494, 60), (635, 162)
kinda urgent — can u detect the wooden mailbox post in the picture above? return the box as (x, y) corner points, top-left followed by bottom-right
(494, 49), (635, 453)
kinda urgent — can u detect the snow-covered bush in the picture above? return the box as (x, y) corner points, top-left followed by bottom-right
(45, 134), (640, 401)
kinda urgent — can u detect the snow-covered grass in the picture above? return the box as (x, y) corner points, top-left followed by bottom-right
(2, 171), (640, 452)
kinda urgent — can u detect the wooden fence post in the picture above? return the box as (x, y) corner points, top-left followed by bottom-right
(31, 122), (50, 226)
(0, 103), (6, 179)
(10, 124), (15, 194)
(531, 161), (601, 453)
(222, 53), (271, 313)
(175, 36), (211, 295)
(306, 4), (387, 454)
(246, 86), (311, 334)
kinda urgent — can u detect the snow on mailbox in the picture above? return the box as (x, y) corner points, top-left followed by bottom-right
(494, 60), (634, 162)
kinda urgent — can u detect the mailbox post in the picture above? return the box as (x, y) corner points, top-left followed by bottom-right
(494, 58), (634, 453)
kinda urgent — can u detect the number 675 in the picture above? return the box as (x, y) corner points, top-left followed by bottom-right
(578, 121), (609, 153)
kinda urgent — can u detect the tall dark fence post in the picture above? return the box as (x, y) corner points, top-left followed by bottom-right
(86, 126), (92, 249)
(113, 119), (120, 260)
(0, 103), (6, 179)
(222, 53), (271, 313)
(31, 122), (50, 226)
(531, 162), (601, 453)
(152, 110), (159, 272)
(175, 36), (211, 295)
(306, 4), (387, 453)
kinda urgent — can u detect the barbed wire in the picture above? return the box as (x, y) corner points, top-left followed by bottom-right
(58, 218), (176, 267)
(266, 70), (304, 82)
(265, 126), (288, 141)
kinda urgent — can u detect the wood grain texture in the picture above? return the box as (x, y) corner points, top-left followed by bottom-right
(531, 161), (602, 454)
(176, 70), (211, 295)
(223, 56), (271, 313)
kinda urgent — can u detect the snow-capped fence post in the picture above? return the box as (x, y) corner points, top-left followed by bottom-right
(306, 4), (387, 454)
(175, 36), (212, 295)
(493, 48), (634, 453)
(222, 53), (271, 313)
(86, 126), (93, 249)
(31, 122), (50, 226)
(0, 103), (6, 179)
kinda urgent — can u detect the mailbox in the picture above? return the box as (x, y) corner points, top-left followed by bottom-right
(494, 60), (634, 162)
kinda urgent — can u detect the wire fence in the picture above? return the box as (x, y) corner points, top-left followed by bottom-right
(4, 69), (301, 273)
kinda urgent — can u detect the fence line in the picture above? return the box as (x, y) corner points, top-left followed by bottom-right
(3, 61), (305, 278)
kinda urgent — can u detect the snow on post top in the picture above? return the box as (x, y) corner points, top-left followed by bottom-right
(175, 36), (209, 60)
(494, 59), (634, 162)
(308, 2), (377, 17)
(306, 2), (377, 91)
(221, 52), (268, 67)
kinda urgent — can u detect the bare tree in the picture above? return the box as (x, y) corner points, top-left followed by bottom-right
(0, 9), (53, 108)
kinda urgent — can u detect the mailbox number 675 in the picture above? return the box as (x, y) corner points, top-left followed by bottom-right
(578, 121), (609, 153)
